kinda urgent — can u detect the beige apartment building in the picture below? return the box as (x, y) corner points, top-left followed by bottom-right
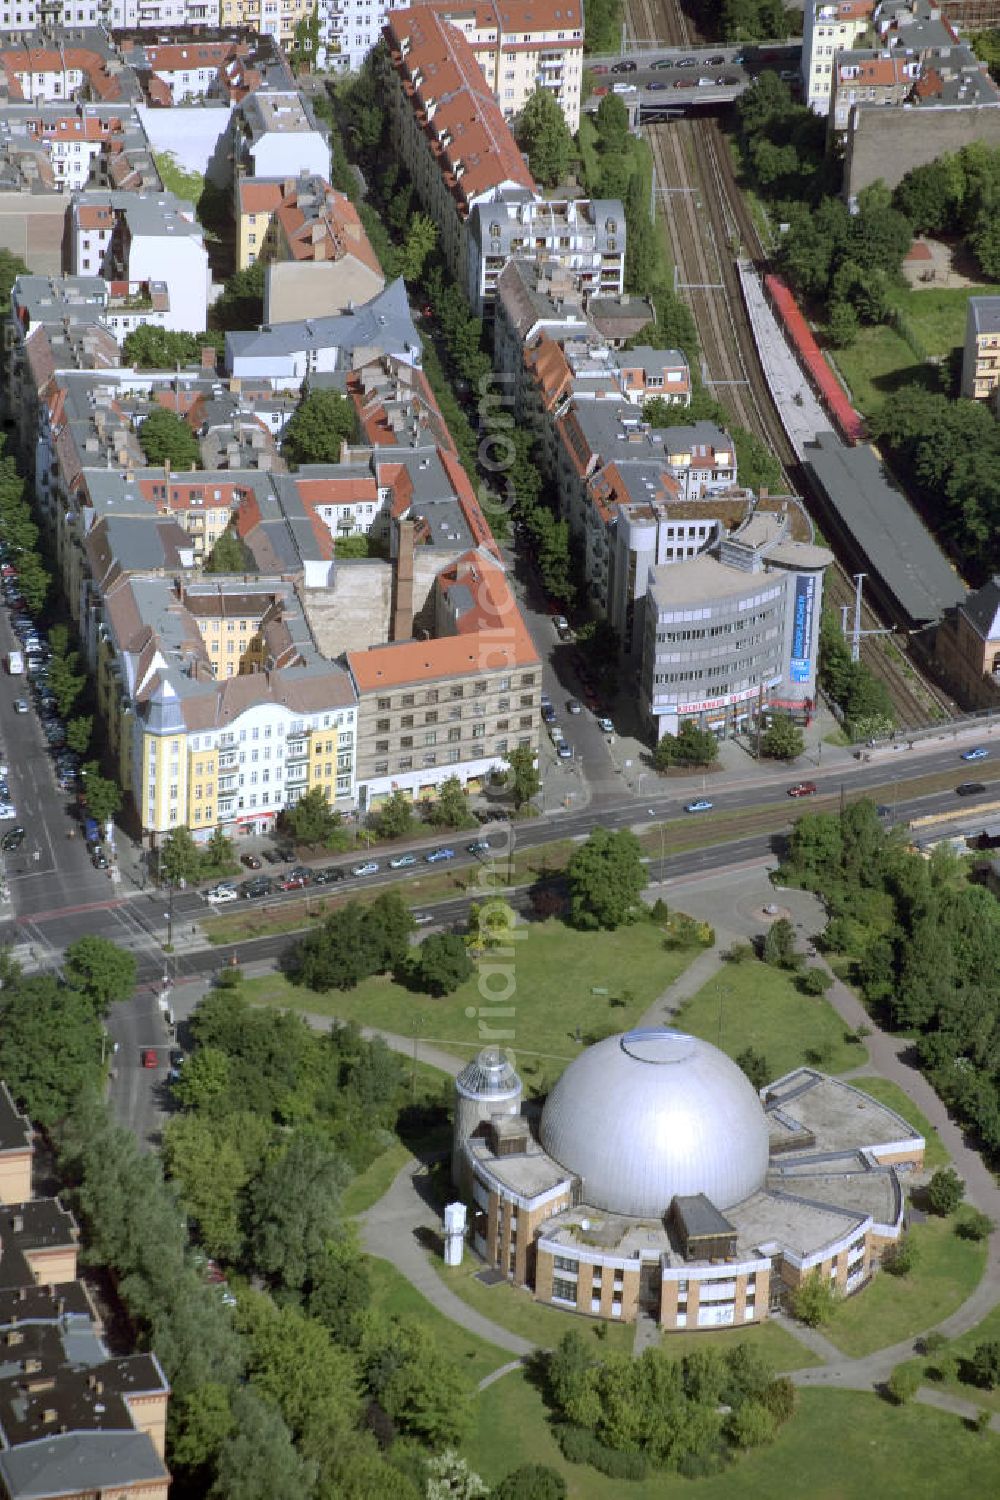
(435, 0), (585, 133)
(961, 295), (1000, 401)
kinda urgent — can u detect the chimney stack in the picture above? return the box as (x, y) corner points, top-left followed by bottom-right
(391, 518), (415, 642)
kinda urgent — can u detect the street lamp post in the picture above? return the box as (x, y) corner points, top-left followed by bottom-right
(163, 880), (174, 951)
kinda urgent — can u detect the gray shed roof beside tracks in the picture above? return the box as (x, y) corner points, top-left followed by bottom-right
(805, 431), (966, 626)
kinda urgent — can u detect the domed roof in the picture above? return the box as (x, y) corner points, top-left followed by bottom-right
(455, 1047), (521, 1101)
(539, 1028), (769, 1216)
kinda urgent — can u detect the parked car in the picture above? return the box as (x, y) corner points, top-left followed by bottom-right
(566, 698), (582, 715)
(647, 80), (669, 89)
(556, 742), (573, 759)
(142, 1048), (158, 1069)
(787, 782), (817, 798)
(590, 63), (609, 73)
(389, 853), (418, 869)
(261, 848), (283, 864)
(413, 911), (434, 926)
(708, 53), (725, 64)
(541, 703), (556, 724)
(240, 852), (262, 870)
(12, 699), (28, 714)
(312, 866), (346, 885)
(241, 877), (273, 898)
(0, 804), (16, 822)
(426, 847), (455, 863)
(1, 825), (24, 851)
(206, 886), (238, 905)
(961, 747), (989, 762)
(278, 871), (310, 891)
(553, 614), (569, 634)
(597, 717), (615, 734)
(676, 56), (697, 66)
(611, 58), (636, 72)
(352, 861), (379, 877)
(91, 849), (108, 869)
(467, 840), (491, 854)
(612, 81), (636, 93)
(684, 799), (714, 813)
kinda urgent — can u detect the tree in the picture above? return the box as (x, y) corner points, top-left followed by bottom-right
(123, 326), (205, 369)
(761, 715), (804, 761)
(762, 917), (799, 969)
(235, 1290), (358, 1445)
(971, 1340), (1000, 1389)
(204, 528), (254, 574)
(655, 721), (719, 770)
(882, 1234), (916, 1277)
(426, 1452), (488, 1500)
(504, 745), (540, 810)
(887, 1364), (922, 1404)
(726, 1398), (777, 1448)
(360, 1318), (473, 1447)
(594, 92), (630, 154)
(516, 88), (573, 187)
(491, 1466), (566, 1500)
(210, 1388), (316, 1500)
(160, 824), (201, 887)
(281, 785), (344, 846)
(790, 1270), (839, 1327)
(46, 647), (86, 718)
(169, 1382), (233, 1480)
(139, 406), (201, 469)
(425, 776), (473, 829)
(65, 715), (92, 756)
(566, 828), (648, 930)
(409, 933), (474, 996)
(281, 389), (358, 467)
(827, 299), (859, 349)
(308, 1233), (371, 1346)
(798, 966), (833, 996)
(63, 937), (137, 1015)
(926, 1167), (965, 1216)
(82, 765), (122, 825)
(245, 1131), (351, 1291)
(398, 212), (438, 283)
(0, 248), (28, 311)
(372, 789), (414, 840)
(162, 1113), (250, 1259)
(0, 975), (102, 1127)
(736, 1046), (770, 1091)
(957, 1209), (994, 1242)
(200, 827), (236, 879)
(213, 261), (264, 331)
(293, 904), (370, 992)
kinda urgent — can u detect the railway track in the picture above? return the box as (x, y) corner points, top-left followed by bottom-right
(626, 0), (954, 728)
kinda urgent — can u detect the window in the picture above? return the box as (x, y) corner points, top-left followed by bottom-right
(377, 696), (391, 711)
(376, 718), (390, 733)
(552, 1278), (577, 1303)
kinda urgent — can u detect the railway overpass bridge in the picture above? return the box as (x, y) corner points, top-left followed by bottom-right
(583, 40), (803, 122)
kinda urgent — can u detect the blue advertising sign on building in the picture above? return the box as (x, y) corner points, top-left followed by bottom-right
(789, 575), (816, 684)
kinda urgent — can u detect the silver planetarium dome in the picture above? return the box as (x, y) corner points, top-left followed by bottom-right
(539, 1028), (770, 1217)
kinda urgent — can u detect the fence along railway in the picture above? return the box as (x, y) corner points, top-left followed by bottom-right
(624, 0), (955, 728)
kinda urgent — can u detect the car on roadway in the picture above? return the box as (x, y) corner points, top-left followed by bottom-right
(541, 702), (556, 724)
(278, 870), (310, 891)
(956, 782), (987, 797)
(556, 741), (573, 759)
(707, 53), (726, 64)
(697, 75), (715, 86)
(566, 698), (582, 715)
(597, 716), (615, 734)
(241, 877), (274, 898)
(467, 840), (491, 854)
(647, 80), (669, 89)
(312, 866), (346, 885)
(426, 847), (455, 863)
(876, 804), (892, 819)
(206, 886), (238, 905)
(787, 782), (817, 798)
(389, 853), (418, 869)
(142, 1048), (158, 1069)
(553, 614), (569, 634)
(961, 747), (990, 762)
(612, 81), (636, 93)
(12, 699), (28, 714)
(676, 56), (697, 66)
(352, 860), (379, 877)
(611, 59), (636, 72)
(91, 849), (109, 869)
(413, 911), (434, 925)
(1, 825), (24, 851)
(674, 77), (696, 88)
(240, 852), (263, 870)
(684, 799), (714, 813)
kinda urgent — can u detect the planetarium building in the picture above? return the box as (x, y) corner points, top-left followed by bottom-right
(452, 1029), (924, 1330)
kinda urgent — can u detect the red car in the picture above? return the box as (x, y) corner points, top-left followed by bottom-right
(142, 1048), (158, 1069)
(591, 63), (609, 74)
(787, 782), (817, 798)
(278, 872), (308, 891)
(592, 85), (609, 96)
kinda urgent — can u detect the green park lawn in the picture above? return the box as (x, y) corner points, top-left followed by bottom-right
(893, 1300), (1000, 1416)
(244, 917), (698, 1092)
(823, 1207), (988, 1358)
(674, 956), (868, 1079)
(465, 1378), (1000, 1498)
(830, 282), (1000, 418)
(364, 1256), (508, 1389)
(845, 1076), (949, 1168)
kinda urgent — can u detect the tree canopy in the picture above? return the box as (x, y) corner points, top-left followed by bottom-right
(516, 88), (574, 187)
(281, 389), (358, 468)
(566, 828), (648, 930)
(139, 406), (201, 470)
(204, 528), (255, 574)
(123, 326), (213, 369)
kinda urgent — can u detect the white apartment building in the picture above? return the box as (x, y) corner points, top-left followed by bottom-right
(434, 0), (584, 134)
(69, 190), (209, 333)
(321, 0), (408, 71)
(801, 0), (875, 111)
(232, 90), (329, 182)
(466, 194), (625, 316)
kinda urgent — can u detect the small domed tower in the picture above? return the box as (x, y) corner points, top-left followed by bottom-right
(452, 1048), (522, 1186)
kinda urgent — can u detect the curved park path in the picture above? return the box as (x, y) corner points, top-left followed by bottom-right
(332, 872), (1000, 1414)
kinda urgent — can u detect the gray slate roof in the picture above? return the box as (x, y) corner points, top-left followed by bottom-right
(0, 1431), (167, 1499)
(805, 431), (965, 626)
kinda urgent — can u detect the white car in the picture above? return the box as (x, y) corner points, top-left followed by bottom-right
(597, 717), (615, 734)
(206, 886), (238, 905)
(0, 804), (15, 820)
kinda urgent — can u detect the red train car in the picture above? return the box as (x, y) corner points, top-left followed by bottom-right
(764, 273), (866, 446)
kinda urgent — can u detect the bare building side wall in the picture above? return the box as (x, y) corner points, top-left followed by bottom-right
(845, 106), (1000, 201)
(0, 196), (68, 276)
